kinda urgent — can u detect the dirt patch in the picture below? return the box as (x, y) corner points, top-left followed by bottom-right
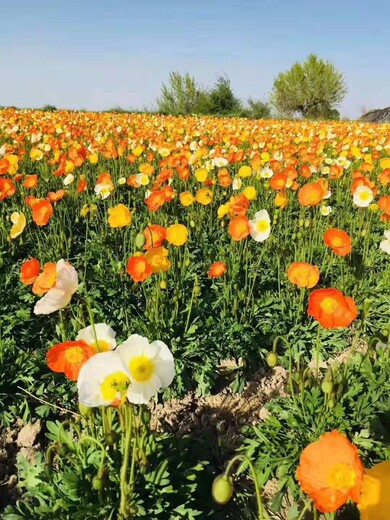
(0, 420), (42, 510)
(150, 366), (288, 445)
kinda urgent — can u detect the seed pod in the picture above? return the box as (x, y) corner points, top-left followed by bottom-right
(194, 285), (201, 295)
(135, 232), (145, 249)
(212, 475), (234, 505)
(266, 352), (278, 368)
(328, 399), (335, 409)
(92, 475), (104, 491)
(190, 219), (195, 227)
(321, 380), (333, 394)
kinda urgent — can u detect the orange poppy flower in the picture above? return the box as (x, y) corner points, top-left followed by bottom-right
(47, 340), (96, 381)
(208, 262), (227, 278)
(300, 165), (312, 179)
(230, 194), (250, 216)
(308, 288), (358, 328)
(77, 179), (88, 193)
(23, 174), (38, 189)
(32, 199), (53, 226)
(48, 190), (66, 202)
(143, 224), (166, 250)
(25, 195), (39, 208)
(297, 430), (364, 513)
(127, 254), (153, 282)
(32, 262), (57, 295)
(298, 180), (326, 207)
(270, 173), (287, 191)
(0, 178), (16, 200)
(324, 229), (352, 256)
(228, 215), (250, 241)
(20, 258), (40, 285)
(378, 168), (390, 186)
(378, 195), (390, 216)
(145, 190), (165, 212)
(287, 262), (320, 289)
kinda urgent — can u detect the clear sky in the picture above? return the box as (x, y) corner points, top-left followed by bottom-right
(1, 0), (389, 118)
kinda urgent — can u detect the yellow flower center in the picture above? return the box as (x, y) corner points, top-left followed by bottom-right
(320, 297), (338, 313)
(100, 372), (130, 403)
(360, 191), (371, 201)
(256, 220), (269, 233)
(92, 339), (110, 352)
(327, 463), (356, 491)
(64, 346), (84, 364)
(129, 355), (154, 382)
(332, 237), (343, 247)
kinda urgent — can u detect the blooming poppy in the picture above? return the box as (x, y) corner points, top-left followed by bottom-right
(145, 190), (165, 211)
(48, 190), (66, 202)
(357, 461), (390, 520)
(23, 174), (38, 189)
(195, 188), (213, 205)
(76, 323), (117, 352)
(32, 199), (53, 226)
(34, 260), (78, 315)
(353, 185), (374, 207)
(208, 262), (227, 278)
(297, 430), (364, 512)
(20, 258), (40, 285)
(287, 262), (320, 289)
(179, 191), (194, 206)
(127, 254), (153, 282)
(32, 262), (57, 295)
(47, 340), (96, 381)
(324, 229), (352, 256)
(228, 215), (250, 241)
(145, 247), (171, 273)
(107, 204), (132, 228)
(249, 210), (271, 242)
(143, 224), (166, 250)
(308, 288), (358, 328)
(298, 180), (326, 207)
(166, 224), (188, 246)
(10, 212), (26, 239)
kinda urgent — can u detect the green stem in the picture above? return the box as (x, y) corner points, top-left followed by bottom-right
(296, 500), (312, 520)
(119, 405), (133, 517)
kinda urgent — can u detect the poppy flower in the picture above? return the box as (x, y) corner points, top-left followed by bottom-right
(297, 430), (364, 512)
(145, 247), (171, 273)
(270, 173), (287, 191)
(34, 260), (78, 315)
(353, 185), (374, 207)
(379, 230), (390, 255)
(145, 190), (165, 211)
(47, 340), (96, 381)
(166, 224), (188, 246)
(116, 334), (175, 404)
(249, 210), (271, 242)
(32, 262), (57, 295)
(195, 188), (213, 205)
(32, 199), (53, 226)
(230, 194), (250, 216)
(357, 461), (390, 520)
(127, 254), (153, 282)
(308, 288), (358, 328)
(48, 190), (66, 202)
(10, 212), (26, 239)
(20, 258), (40, 285)
(107, 204), (132, 228)
(324, 229), (352, 256)
(143, 224), (166, 250)
(208, 262), (227, 278)
(76, 323), (117, 352)
(179, 191), (194, 206)
(298, 181), (326, 207)
(23, 174), (38, 189)
(287, 262), (320, 289)
(378, 195), (390, 216)
(0, 178), (16, 200)
(228, 215), (250, 241)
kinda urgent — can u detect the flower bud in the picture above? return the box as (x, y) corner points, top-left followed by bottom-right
(266, 352), (278, 368)
(79, 403), (93, 417)
(212, 475), (234, 505)
(321, 380), (333, 394)
(135, 232), (145, 249)
(92, 475), (104, 491)
(160, 280), (167, 289)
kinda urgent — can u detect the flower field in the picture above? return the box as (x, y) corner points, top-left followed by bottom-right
(0, 108), (389, 519)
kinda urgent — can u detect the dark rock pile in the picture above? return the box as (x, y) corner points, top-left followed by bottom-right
(361, 107), (390, 123)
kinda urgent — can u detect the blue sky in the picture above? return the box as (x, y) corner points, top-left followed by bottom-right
(1, 0), (389, 118)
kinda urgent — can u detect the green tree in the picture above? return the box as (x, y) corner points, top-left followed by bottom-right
(246, 98), (271, 119)
(270, 54), (346, 119)
(157, 71), (207, 115)
(208, 75), (241, 115)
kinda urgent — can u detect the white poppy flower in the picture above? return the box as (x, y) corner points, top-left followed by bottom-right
(380, 230), (390, 255)
(118, 177), (126, 185)
(212, 157), (228, 168)
(260, 166), (274, 179)
(63, 173), (75, 186)
(116, 334), (175, 405)
(34, 260), (78, 315)
(135, 173), (149, 186)
(76, 323), (117, 352)
(77, 351), (130, 407)
(353, 185), (374, 207)
(320, 206), (332, 216)
(94, 183), (112, 199)
(249, 209), (271, 242)
(232, 178), (242, 191)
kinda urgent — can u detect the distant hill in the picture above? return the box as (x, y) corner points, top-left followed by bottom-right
(361, 107), (390, 123)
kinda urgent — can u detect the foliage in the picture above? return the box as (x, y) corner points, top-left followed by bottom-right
(246, 99), (271, 119)
(271, 54), (347, 119)
(242, 348), (390, 516)
(157, 72), (208, 115)
(208, 75), (242, 115)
